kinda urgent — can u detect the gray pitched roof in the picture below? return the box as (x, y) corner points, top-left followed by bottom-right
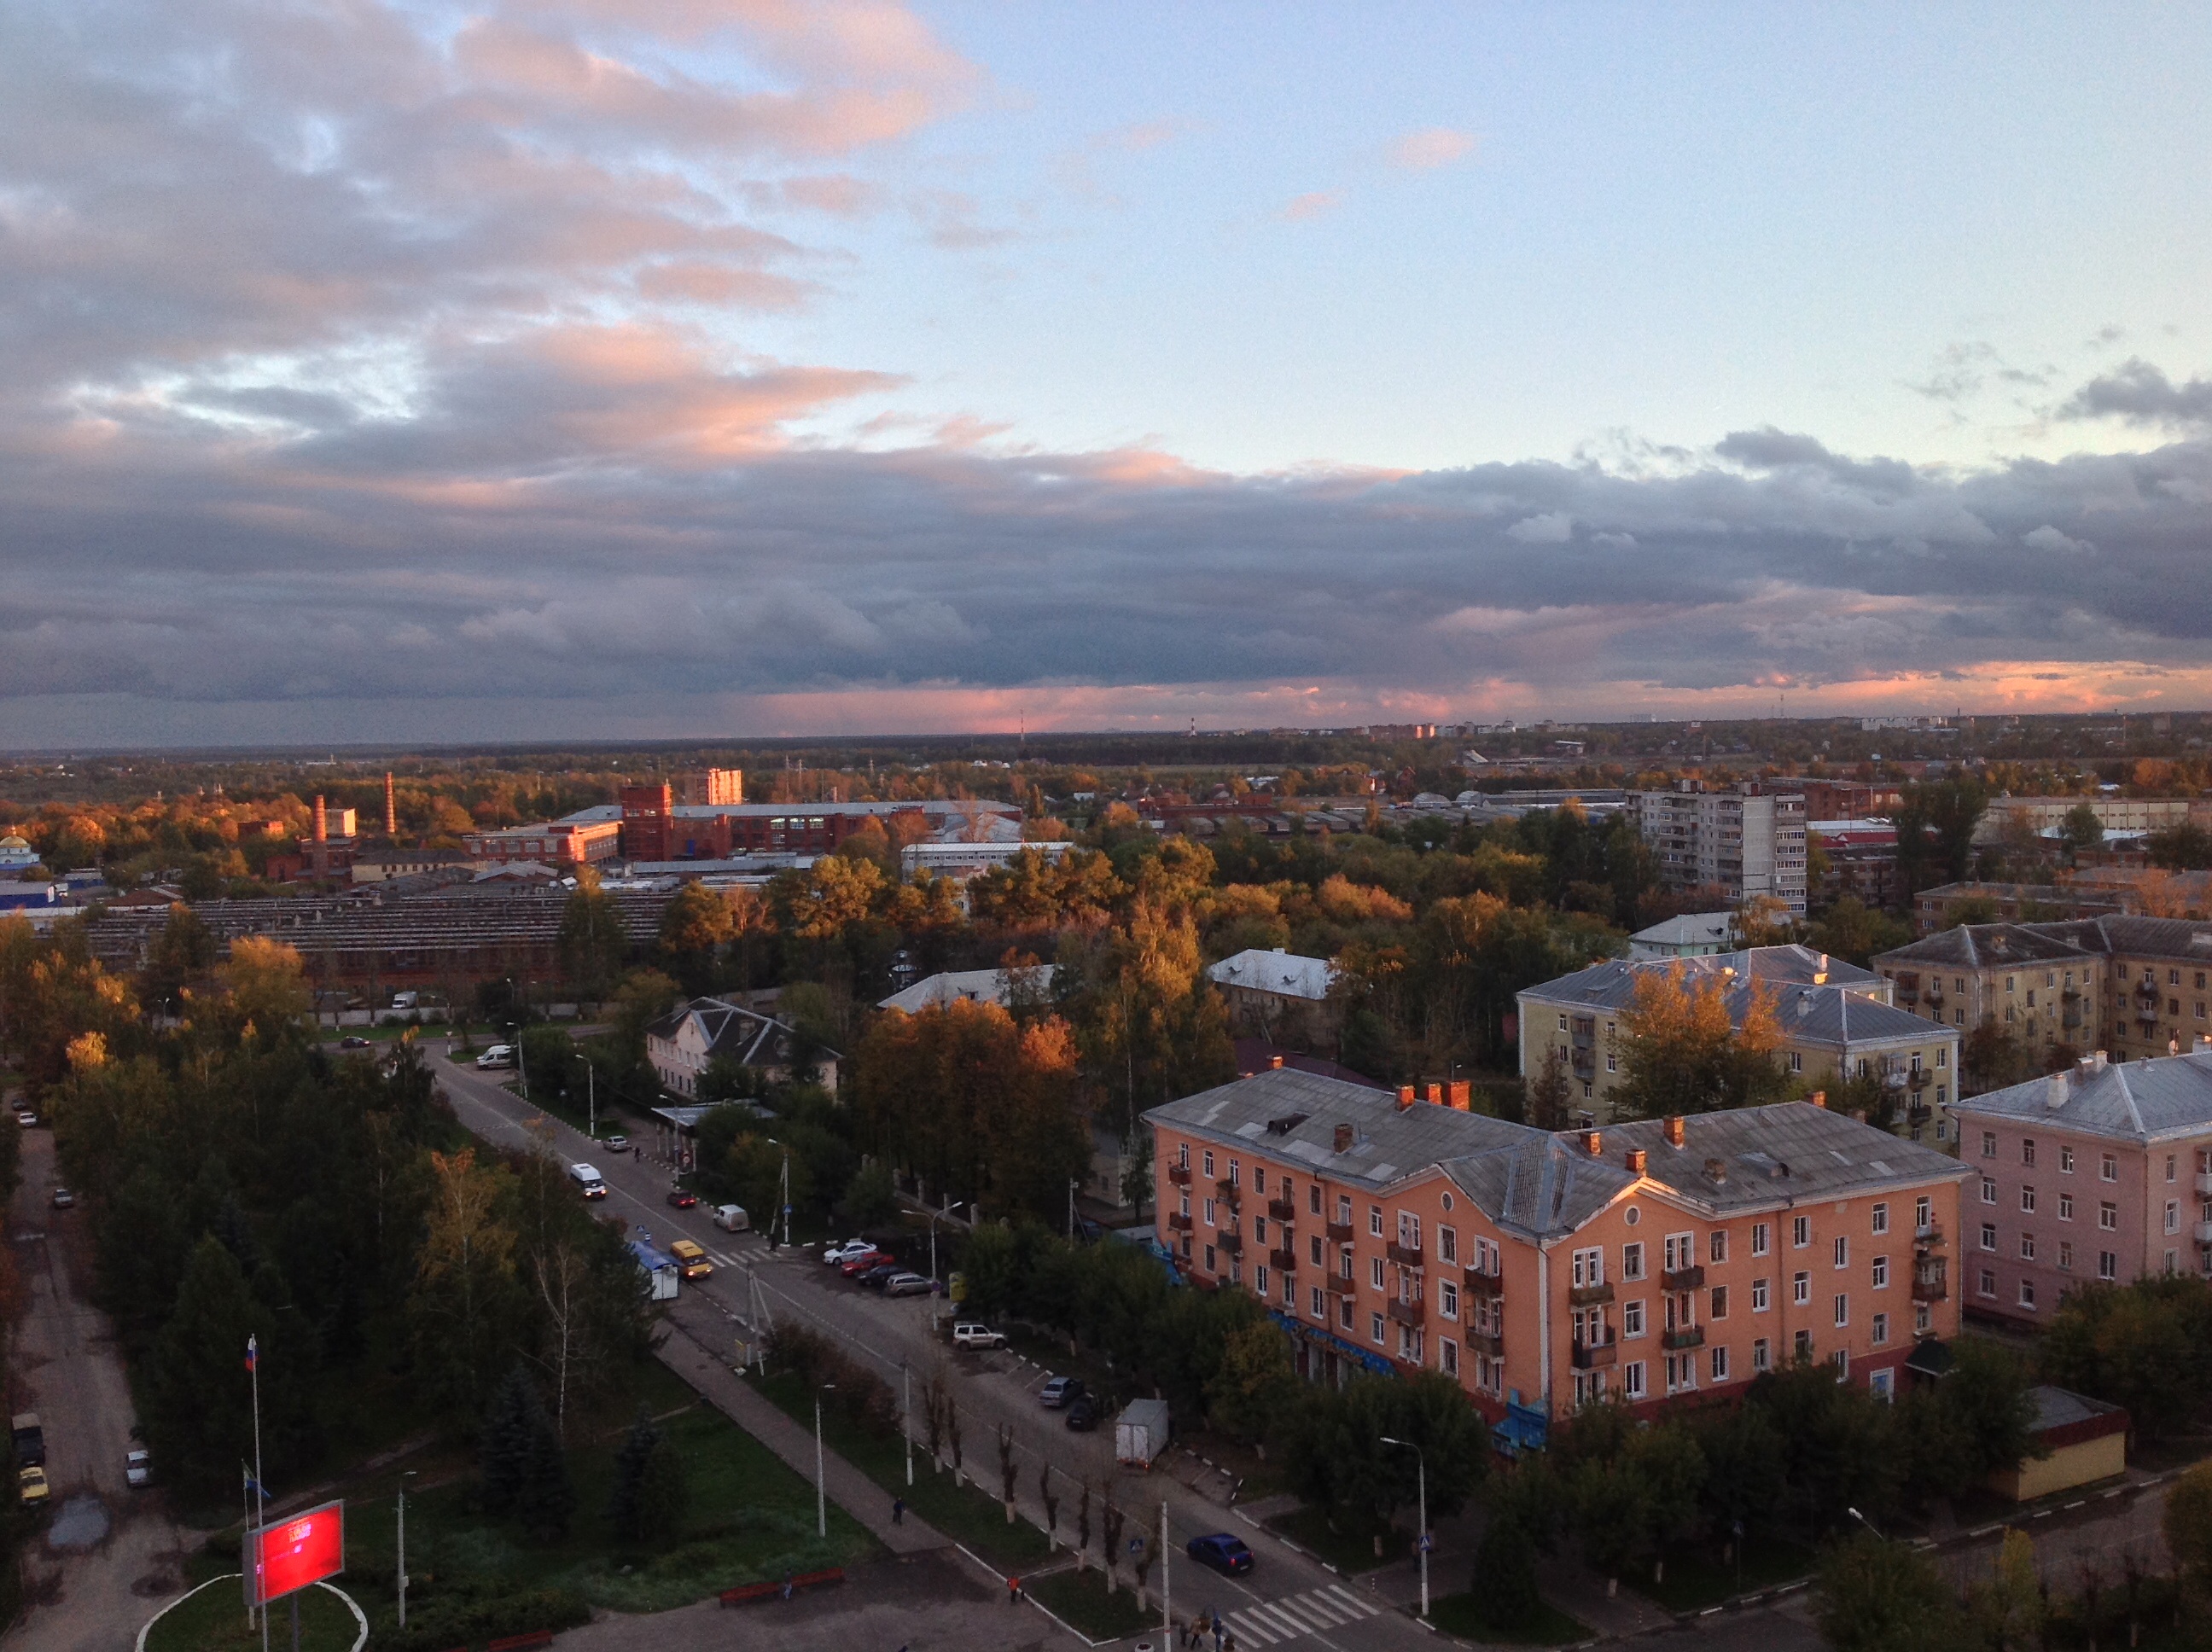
(1769, 982), (1953, 1047)
(648, 995), (838, 1066)
(1523, 945), (1878, 1016)
(1524, 950), (1927, 1050)
(1144, 1073), (1963, 1240)
(1951, 1048), (2212, 1143)
(1880, 915), (2212, 973)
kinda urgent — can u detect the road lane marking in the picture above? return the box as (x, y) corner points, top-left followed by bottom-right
(1323, 1585), (1380, 1617)
(1223, 1608), (1284, 1643)
(1286, 1592), (1352, 1626)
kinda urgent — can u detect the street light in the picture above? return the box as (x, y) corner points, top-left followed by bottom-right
(814, 1383), (836, 1538)
(1380, 1435), (1429, 1620)
(397, 1470), (418, 1630)
(1846, 1506), (1887, 1541)
(928, 1200), (967, 1283)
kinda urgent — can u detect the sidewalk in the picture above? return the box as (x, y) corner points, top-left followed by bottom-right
(657, 1300), (945, 1556)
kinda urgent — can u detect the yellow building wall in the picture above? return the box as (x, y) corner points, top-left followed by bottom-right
(1991, 1431), (2128, 1502)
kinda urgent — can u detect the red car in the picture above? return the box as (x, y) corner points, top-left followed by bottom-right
(839, 1248), (892, 1277)
(666, 1188), (699, 1209)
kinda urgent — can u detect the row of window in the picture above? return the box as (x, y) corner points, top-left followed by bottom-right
(1574, 1340), (1900, 1407)
(1980, 1182), (2124, 1225)
(1979, 1132), (2138, 1180)
(1569, 1200), (1930, 1286)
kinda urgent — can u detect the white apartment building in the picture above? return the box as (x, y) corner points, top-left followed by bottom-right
(1632, 781), (1807, 915)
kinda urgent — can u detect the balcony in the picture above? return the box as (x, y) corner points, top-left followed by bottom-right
(1661, 1325), (1705, 1351)
(1219, 1230), (1243, 1256)
(1661, 1265), (1706, 1292)
(1386, 1297), (1426, 1327)
(1909, 1068), (1931, 1091)
(1167, 1164), (1191, 1186)
(1463, 1265), (1505, 1300)
(2194, 1222), (2212, 1247)
(1325, 1277), (1356, 1300)
(1387, 1240), (1425, 1268)
(1915, 1224), (1945, 1248)
(1267, 1196), (1295, 1222)
(2137, 980), (2163, 1003)
(1167, 1212), (1193, 1232)
(1924, 982), (1945, 1003)
(1568, 1281), (1615, 1307)
(1325, 1220), (1355, 1244)
(1465, 1330), (1505, 1358)
(2138, 1005), (2161, 1025)
(1571, 1334), (1619, 1370)
(1215, 1179), (1242, 1208)
(2196, 1172), (2212, 1197)
(1912, 1264), (1948, 1303)
(1269, 1248), (1296, 1272)
(1569, 1047), (1596, 1075)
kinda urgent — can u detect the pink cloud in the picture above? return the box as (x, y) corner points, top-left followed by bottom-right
(1389, 127), (1477, 170)
(1280, 189), (1345, 222)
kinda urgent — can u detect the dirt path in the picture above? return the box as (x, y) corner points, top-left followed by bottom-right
(3, 1129), (189, 1652)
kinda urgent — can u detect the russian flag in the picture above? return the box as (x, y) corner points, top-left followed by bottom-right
(245, 1335), (258, 1373)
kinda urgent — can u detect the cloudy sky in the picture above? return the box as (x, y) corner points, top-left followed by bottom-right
(5, 1), (2212, 746)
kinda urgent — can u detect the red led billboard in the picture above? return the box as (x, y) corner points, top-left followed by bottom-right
(247, 1501), (344, 1604)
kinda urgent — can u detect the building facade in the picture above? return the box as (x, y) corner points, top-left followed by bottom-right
(1147, 1071), (1965, 1421)
(1946, 1045), (2212, 1328)
(463, 818), (623, 867)
(645, 995), (840, 1095)
(1631, 782), (1807, 915)
(1208, 948), (1342, 1050)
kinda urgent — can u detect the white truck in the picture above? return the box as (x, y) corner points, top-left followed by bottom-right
(568, 1162), (608, 1199)
(1115, 1399), (1170, 1469)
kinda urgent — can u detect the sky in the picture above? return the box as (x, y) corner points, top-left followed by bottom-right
(4, 1), (2212, 747)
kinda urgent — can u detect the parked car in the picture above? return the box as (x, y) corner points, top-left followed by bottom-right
(839, 1248), (892, 1278)
(952, 1323), (1005, 1350)
(822, 1238), (874, 1266)
(601, 1133), (630, 1154)
(882, 1271), (933, 1297)
(474, 1045), (515, 1069)
(856, 1262), (901, 1289)
(1185, 1533), (1254, 1577)
(125, 1450), (152, 1489)
(711, 1204), (749, 1232)
(666, 1188), (699, 1208)
(17, 1466), (47, 1507)
(1065, 1397), (1099, 1432)
(49, 1188), (73, 1210)
(338, 1035), (372, 1050)
(1038, 1376), (1086, 1409)
(13, 1109), (35, 1128)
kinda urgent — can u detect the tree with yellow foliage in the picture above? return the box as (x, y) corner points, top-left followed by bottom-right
(217, 934), (312, 1038)
(1614, 964), (1792, 1119)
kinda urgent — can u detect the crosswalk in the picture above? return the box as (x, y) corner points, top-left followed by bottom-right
(1208, 1584), (1384, 1644)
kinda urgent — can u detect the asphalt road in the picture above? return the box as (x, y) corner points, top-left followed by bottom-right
(433, 1048), (1441, 1652)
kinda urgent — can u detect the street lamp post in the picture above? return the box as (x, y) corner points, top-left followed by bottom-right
(397, 1470), (418, 1630)
(902, 1361), (914, 1487)
(814, 1384), (836, 1538)
(928, 1200), (967, 1283)
(1380, 1435), (1429, 1620)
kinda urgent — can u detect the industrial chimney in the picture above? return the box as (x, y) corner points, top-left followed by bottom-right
(384, 772), (397, 837)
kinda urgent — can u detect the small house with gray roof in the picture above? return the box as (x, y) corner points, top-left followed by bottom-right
(1148, 1067), (1966, 1426)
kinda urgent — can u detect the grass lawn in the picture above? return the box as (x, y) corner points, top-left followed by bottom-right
(1265, 1505), (1410, 1574)
(147, 1579), (362, 1652)
(750, 1370), (1051, 1571)
(1627, 1530), (1817, 1612)
(1028, 1566), (1159, 1642)
(1429, 1591), (1592, 1646)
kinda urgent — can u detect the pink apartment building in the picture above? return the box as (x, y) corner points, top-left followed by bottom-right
(1947, 1042), (2212, 1328)
(1148, 1067), (1967, 1423)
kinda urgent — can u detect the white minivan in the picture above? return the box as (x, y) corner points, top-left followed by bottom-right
(568, 1163), (608, 1199)
(711, 1204), (750, 1232)
(475, 1044), (515, 1069)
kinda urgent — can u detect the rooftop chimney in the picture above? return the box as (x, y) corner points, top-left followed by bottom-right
(1446, 1080), (1471, 1111)
(1396, 1085), (1417, 1112)
(1704, 1156), (1727, 1184)
(1580, 1129), (1603, 1156)
(1270, 1055), (1284, 1069)
(2195, 1036), (2212, 1056)
(1662, 1115), (1685, 1148)
(1625, 1148), (1648, 1173)
(1426, 1083), (1443, 1105)
(2092, 1050), (2109, 1070)
(1333, 1122), (1355, 1153)
(2045, 1073), (2069, 1110)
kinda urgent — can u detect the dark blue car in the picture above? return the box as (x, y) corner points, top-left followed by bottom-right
(1185, 1533), (1254, 1576)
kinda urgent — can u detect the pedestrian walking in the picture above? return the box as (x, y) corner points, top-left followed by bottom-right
(892, 1496), (905, 1525)
(1008, 1574), (1022, 1606)
(1212, 1618), (1225, 1652)
(782, 1570), (795, 1603)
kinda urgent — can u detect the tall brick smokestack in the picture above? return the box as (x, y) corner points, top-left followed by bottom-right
(314, 795), (328, 843)
(384, 772), (397, 837)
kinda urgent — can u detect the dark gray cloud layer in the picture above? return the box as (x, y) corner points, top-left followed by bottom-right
(3, 0), (2211, 735)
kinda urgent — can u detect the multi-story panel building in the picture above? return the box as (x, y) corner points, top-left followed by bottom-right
(1947, 1044), (2212, 1327)
(1147, 1070), (1965, 1422)
(1631, 781), (1807, 915)
(1516, 945), (1955, 1131)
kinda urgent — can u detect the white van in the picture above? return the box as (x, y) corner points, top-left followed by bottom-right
(475, 1044), (515, 1070)
(568, 1163), (608, 1199)
(712, 1204), (750, 1232)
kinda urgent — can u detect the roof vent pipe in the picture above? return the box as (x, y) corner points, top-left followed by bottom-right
(1396, 1085), (1417, 1112)
(1625, 1148), (1648, 1173)
(1333, 1123), (1355, 1153)
(1580, 1129), (1603, 1157)
(1704, 1156), (1726, 1184)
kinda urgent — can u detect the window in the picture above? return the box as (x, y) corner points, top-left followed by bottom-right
(1665, 1232), (1696, 1272)
(2022, 1186), (2037, 1213)
(2102, 1154), (2119, 1182)
(1871, 1202), (1889, 1236)
(2168, 1201), (2183, 1235)
(1255, 1265), (1269, 1295)
(1311, 1286), (1324, 1318)
(1979, 1268), (1996, 1297)
(1204, 1244), (1217, 1271)
(1204, 1198), (1217, 1227)
(1202, 1150), (1215, 1178)
(1623, 1361), (1647, 1399)
(2023, 1138), (2037, 1167)
(1982, 1131), (1998, 1159)
(1178, 1143), (1190, 1168)
(1336, 1194), (1352, 1224)
(1752, 1337), (1771, 1372)
(1916, 1302), (1931, 1335)
(1370, 1257), (1384, 1290)
(1179, 1190), (1191, 1218)
(1254, 1166), (1266, 1194)
(1710, 1230), (1729, 1264)
(2100, 1201), (2119, 1231)
(1254, 1216), (1268, 1244)
(1711, 1346), (1730, 1382)
(1793, 1214), (1811, 1248)
(2059, 1241), (2075, 1271)
(2099, 1250), (2119, 1281)
(1789, 1050), (1802, 1073)
(1309, 1184), (1321, 1214)
(1872, 1312), (1889, 1347)
(1340, 1247), (1353, 1279)
(1340, 1294), (1353, 1329)
(1397, 1211), (1421, 1249)
(1368, 1205), (1383, 1237)
(1623, 1300), (1645, 1337)
(1796, 1329), (1815, 1359)
(1982, 1178), (1998, 1205)
(1558, 1014), (1568, 1032)
(1915, 1195), (1932, 1234)
(1872, 1256), (1889, 1288)
(1370, 1312), (1385, 1345)
(1751, 1277), (1770, 1312)
(2059, 1193), (2075, 1220)
(1710, 1284), (1729, 1319)
(2020, 1233), (2036, 1261)
(1439, 1226), (1458, 1265)
(1310, 1235), (1323, 1265)
(1793, 1271), (1811, 1306)
(1607, 1054), (1618, 1073)
(1439, 1280), (1459, 1321)
(1622, 1242), (1645, 1281)
(1833, 1293), (1849, 1328)
(2061, 1145), (2075, 1173)
(1937, 1047), (1947, 1067)
(1573, 1248), (1605, 1288)
(1440, 1337), (1458, 1376)
(2019, 1278), (2037, 1311)
(1751, 1222), (1771, 1257)
(1833, 1236), (1849, 1269)
(1981, 1223), (1997, 1251)
(2171, 1155), (2181, 1184)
